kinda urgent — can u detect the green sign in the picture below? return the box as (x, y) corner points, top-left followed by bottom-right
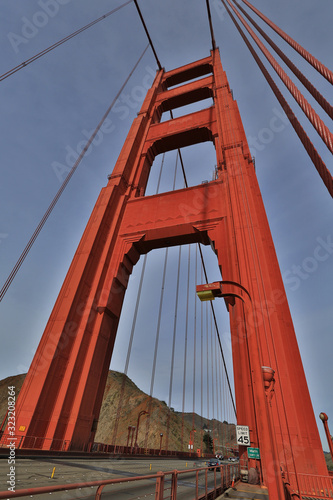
(247, 447), (260, 459)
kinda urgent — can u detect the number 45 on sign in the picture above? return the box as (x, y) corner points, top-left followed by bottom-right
(236, 425), (250, 446)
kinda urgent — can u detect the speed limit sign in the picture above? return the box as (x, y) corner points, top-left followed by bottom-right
(236, 425), (250, 446)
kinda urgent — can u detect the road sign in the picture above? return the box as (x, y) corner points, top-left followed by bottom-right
(236, 425), (250, 446)
(248, 447), (260, 459)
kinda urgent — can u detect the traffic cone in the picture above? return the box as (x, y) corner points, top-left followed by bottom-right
(231, 475), (235, 488)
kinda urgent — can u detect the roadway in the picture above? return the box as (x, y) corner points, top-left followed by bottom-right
(0, 457), (232, 499)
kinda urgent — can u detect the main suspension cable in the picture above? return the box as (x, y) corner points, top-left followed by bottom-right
(233, 0), (333, 120)
(0, 44), (149, 303)
(0, 1), (133, 82)
(225, 0), (333, 156)
(240, 0), (333, 85)
(220, 0), (333, 197)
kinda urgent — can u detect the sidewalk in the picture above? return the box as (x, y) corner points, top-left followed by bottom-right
(217, 481), (269, 500)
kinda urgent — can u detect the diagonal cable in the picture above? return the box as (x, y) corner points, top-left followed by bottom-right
(0, 44), (149, 302)
(1, 1), (133, 82)
(133, 0), (162, 70)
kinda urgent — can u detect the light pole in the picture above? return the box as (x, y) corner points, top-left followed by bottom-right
(159, 433), (163, 455)
(134, 410), (149, 447)
(196, 280), (285, 499)
(189, 429), (196, 452)
(130, 426), (135, 448)
(319, 412), (333, 463)
(127, 426), (135, 449)
(213, 437), (217, 455)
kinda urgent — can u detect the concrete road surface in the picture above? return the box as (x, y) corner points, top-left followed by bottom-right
(0, 457), (226, 499)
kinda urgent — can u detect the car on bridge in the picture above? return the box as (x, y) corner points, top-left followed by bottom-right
(208, 458), (223, 471)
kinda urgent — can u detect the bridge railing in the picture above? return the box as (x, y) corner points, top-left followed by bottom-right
(288, 472), (333, 499)
(0, 433), (205, 458)
(0, 433), (74, 452)
(92, 441), (204, 458)
(0, 463), (240, 500)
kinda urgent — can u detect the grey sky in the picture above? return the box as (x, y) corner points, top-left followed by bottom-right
(0, 0), (332, 450)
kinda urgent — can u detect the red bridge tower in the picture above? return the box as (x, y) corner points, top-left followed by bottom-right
(10, 49), (328, 496)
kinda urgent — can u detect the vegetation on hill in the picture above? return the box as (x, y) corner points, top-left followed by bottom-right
(95, 371), (236, 454)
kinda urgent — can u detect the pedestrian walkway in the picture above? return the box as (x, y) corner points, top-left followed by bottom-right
(217, 481), (269, 500)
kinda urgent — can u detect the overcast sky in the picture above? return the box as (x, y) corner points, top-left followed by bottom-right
(0, 0), (332, 450)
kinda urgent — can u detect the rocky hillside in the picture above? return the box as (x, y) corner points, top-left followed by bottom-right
(0, 371), (236, 453)
(324, 452), (333, 471)
(0, 373), (26, 424)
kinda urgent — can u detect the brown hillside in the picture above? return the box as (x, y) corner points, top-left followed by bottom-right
(0, 371), (236, 453)
(0, 373), (26, 425)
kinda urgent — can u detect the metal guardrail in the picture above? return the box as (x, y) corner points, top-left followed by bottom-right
(288, 472), (333, 499)
(0, 463), (240, 500)
(0, 434), (73, 452)
(0, 433), (203, 458)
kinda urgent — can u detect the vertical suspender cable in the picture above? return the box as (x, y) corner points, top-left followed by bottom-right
(198, 245), (237, 417)
(240, 0), (333, 85)
(144, 149), (178, 449)
(169, 115), (236, 418)
(111, 254), (148, 446)
(181, 245), (191, 452)
(214, 314), (221, 450)
(112, 152), (166, 447)
(210, 309), (215, 447)
(169, 110), (189, 187)
(206, 302), (210, 426)
(166, 154), (181, 452)
(125, 4), (237, 438)
(192, 245), (198, 439)
(218, 336), (225, 452)
(144, 246), (169, 449)
(166, 247), (181, 452)
(148, 253), (169, 399)
(200, 266), (204, 454)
